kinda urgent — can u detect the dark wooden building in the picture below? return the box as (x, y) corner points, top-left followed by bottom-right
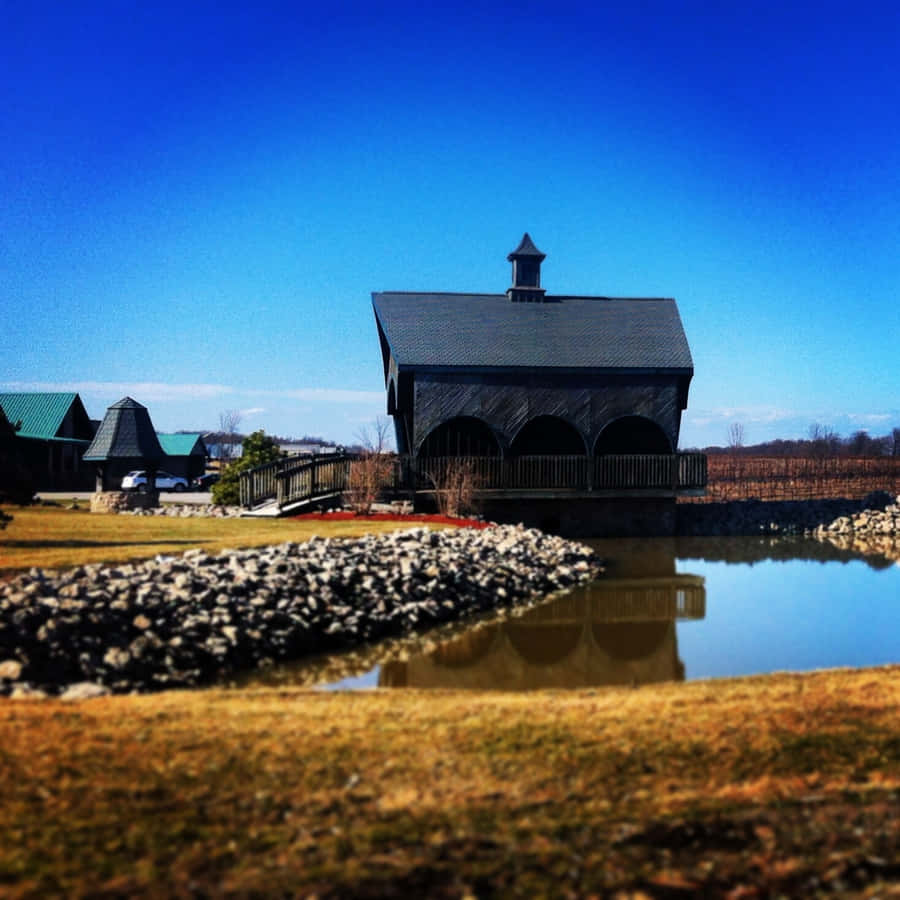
(0, 392), (96, 490)
(83, 397), (166, 491)
(372, 234), (706, 534)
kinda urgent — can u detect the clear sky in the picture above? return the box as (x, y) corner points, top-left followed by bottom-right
(3, 1), (899, 448)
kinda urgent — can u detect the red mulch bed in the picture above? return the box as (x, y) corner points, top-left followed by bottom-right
(290, 511), (491, 529)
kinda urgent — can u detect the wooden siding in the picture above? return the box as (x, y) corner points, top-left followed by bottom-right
(412, 372), (683, 455)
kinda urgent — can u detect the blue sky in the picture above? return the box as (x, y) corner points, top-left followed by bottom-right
(2, 1), (899, 448)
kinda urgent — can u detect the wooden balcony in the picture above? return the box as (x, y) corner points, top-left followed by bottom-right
(413, 453), (707, 497)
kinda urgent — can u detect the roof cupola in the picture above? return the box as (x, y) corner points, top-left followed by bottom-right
(507, 232), (546, 302)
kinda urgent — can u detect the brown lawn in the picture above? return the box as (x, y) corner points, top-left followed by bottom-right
(1, 668), (898, 898)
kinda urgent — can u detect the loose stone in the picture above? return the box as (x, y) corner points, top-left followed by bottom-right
(0, 524), (602, 698)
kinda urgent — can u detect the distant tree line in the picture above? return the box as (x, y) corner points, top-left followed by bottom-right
(697, 424), (900, 458)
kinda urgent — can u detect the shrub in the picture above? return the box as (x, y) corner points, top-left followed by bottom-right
(426, 458), (480, 518)
(345, 453), (394, 515)
(211, 430), (283, 506)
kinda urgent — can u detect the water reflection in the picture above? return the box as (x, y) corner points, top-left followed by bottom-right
(229, 533), (900, 692)
(379, 572), (705, 689)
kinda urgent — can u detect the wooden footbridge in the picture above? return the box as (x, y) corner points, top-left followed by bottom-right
(238, 451), (707, 513)
(239, 452), (359, 512)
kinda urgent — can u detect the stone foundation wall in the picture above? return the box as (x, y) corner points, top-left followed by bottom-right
(477, 497), (677, 538)
(90, 491), (159, 513)
(677, 492), (899, 537)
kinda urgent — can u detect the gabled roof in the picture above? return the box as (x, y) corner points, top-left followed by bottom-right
(0, 392), (93, 442)
(83, 397), (165, 462)
(372, 293), (694, 371)
(157, 433), (208, 457)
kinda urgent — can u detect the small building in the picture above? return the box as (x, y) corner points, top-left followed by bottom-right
(157, 433), (209, 483)
(83, 397), (166, 491)
(372, 234), (706, 535)
(0, 392), (96, 490)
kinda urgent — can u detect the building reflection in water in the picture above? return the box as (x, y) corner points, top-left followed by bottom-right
(379, 541), (705, 690)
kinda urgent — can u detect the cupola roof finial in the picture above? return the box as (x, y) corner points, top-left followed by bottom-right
(507, 232), (546, 262)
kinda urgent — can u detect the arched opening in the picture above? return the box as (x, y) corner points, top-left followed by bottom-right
(594, 416), (672, 455)
(429, 626), (499, 668)
(419, 416), (501, 458)
(510, 416), (586, 456)
(506, 624), (582, 666)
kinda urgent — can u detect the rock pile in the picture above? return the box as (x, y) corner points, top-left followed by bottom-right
(0, 525), (601, 698)
(817, 493), (900, 536)
(678, 492), (900, 537)
(123, 504), (243, 518)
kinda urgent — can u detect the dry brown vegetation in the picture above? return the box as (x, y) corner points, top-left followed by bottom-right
(685, 455), (900, 503)
(1, 668), (898, 897)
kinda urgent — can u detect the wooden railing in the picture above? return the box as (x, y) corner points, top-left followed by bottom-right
(415, 453), (707, 493)
(240, 452), (708, 509)
(238, 458), (282, 507)
(522, 576), (706, 623)
(276, 454), (355, 508)
(239, 452), (359, 509)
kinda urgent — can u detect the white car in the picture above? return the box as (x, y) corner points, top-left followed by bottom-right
(121, 470), (189, 493)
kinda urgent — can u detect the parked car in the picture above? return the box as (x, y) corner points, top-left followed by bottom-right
(121, 470), (189, 493)
(193, 472), (220, 490)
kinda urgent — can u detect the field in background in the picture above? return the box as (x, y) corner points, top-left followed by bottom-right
(684, 455), (900, 503)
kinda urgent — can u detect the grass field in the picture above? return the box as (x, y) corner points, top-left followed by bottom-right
(0, 505), (441, 575)
(2, 504), (898, 895)
(1, 668), (898, 897)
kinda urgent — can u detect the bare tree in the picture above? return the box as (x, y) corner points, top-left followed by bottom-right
(218, 410), (243, 460)
(808, 423), (838, 460)
(345, 417), (395, 514)
(727, 422), (745, 452)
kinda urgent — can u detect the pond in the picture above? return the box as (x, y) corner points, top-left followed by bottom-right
(234, 535), (900, 692)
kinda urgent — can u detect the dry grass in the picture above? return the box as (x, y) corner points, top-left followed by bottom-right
(0, 505), (441, 575)
(0, 668), (898, 897)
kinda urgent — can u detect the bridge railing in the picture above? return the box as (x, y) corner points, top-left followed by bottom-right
(239, 452), (359, 509)
(238, 458), (282, 508)
(276, 454), (356, 508)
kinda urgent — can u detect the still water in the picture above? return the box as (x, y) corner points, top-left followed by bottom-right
(238, 536), (900, 692)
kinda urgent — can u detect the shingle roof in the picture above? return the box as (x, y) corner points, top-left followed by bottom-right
(83, 397), (165, 462)
(0, 392), (90, 442)
(507, 232), (545, 260)
(372, 293), (693, 371)
(157, 433), (207, 457)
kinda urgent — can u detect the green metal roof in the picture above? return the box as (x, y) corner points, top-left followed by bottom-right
(157, 433), (207, 457)
(0, 392), (92, 441)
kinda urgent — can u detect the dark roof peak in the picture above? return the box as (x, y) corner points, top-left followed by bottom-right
(110, 396), (146, 410)
(507, 232), (546, 261)
(83, 397), (164, 463)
